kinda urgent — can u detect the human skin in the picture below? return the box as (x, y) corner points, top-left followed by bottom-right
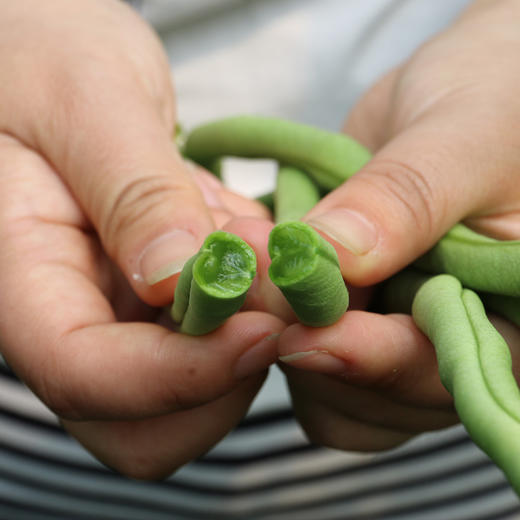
(272, 0), (520, 451)
(0, 0), (283, 479)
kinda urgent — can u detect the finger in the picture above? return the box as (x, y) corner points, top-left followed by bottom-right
(57, 100), (214, 306)
(464, 211), (520, 241)
(62, 375), (265, 480)
(291, 391), (413, 452)
(283, 365), (457, 434)
(4, 9), (214, 306)
(305, 96), (520, 286)
(278, 311), (452, 407)
(189, 164), (233, 228)
(189, 164), (271, 228)
(5, 289), (283, 421)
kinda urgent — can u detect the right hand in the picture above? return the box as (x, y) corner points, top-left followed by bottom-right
(0, 0), (283, 479)
(275, 0), (520, 452)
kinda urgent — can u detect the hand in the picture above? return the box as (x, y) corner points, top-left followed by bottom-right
(0, 0), (283, 479)
(278, 0), (520, 451)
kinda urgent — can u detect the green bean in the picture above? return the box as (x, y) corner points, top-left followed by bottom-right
(183, 115), (371, 191)
(416, 223), (520, 296)
(268, 221), (348, 327)
(274, 166), (320, 223)
(171, 231), (256, 336)
(412, 274), (520, 494)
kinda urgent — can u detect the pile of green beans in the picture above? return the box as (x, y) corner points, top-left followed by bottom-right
(178, 114), (520, 494)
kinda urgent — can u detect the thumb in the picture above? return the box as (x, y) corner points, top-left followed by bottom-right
(304, 94), (512, 286)
(44, 92), (214, 306)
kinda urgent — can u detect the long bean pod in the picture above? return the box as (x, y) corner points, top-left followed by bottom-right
(171, 231), (256, 335)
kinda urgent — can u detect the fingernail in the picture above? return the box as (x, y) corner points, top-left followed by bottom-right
(306, 208), (378, 255)
(137, 230), (199, 285)
(234, 333), (280, 379)
(279, 350), (349, 375)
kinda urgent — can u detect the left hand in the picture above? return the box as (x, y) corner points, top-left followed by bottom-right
(62, 171), (278, 479)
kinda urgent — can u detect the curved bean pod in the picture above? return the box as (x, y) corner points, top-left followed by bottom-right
(183, 115), (371, 190)
(412, 274), (520, 494)
(171, 231), (257, 336)
(268, 221), (349, 327)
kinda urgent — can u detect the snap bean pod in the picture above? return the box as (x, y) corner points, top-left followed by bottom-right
(416, 224), (520, 296)
(171, 231), (256, 336)
(412, 274), (520, 494)
(268, 221), (348, 327)
(274, 166), (320, 224)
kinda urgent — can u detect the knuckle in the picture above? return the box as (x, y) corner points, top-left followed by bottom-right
(102, 175), (190, 246)
(360, 158), (443, 238)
